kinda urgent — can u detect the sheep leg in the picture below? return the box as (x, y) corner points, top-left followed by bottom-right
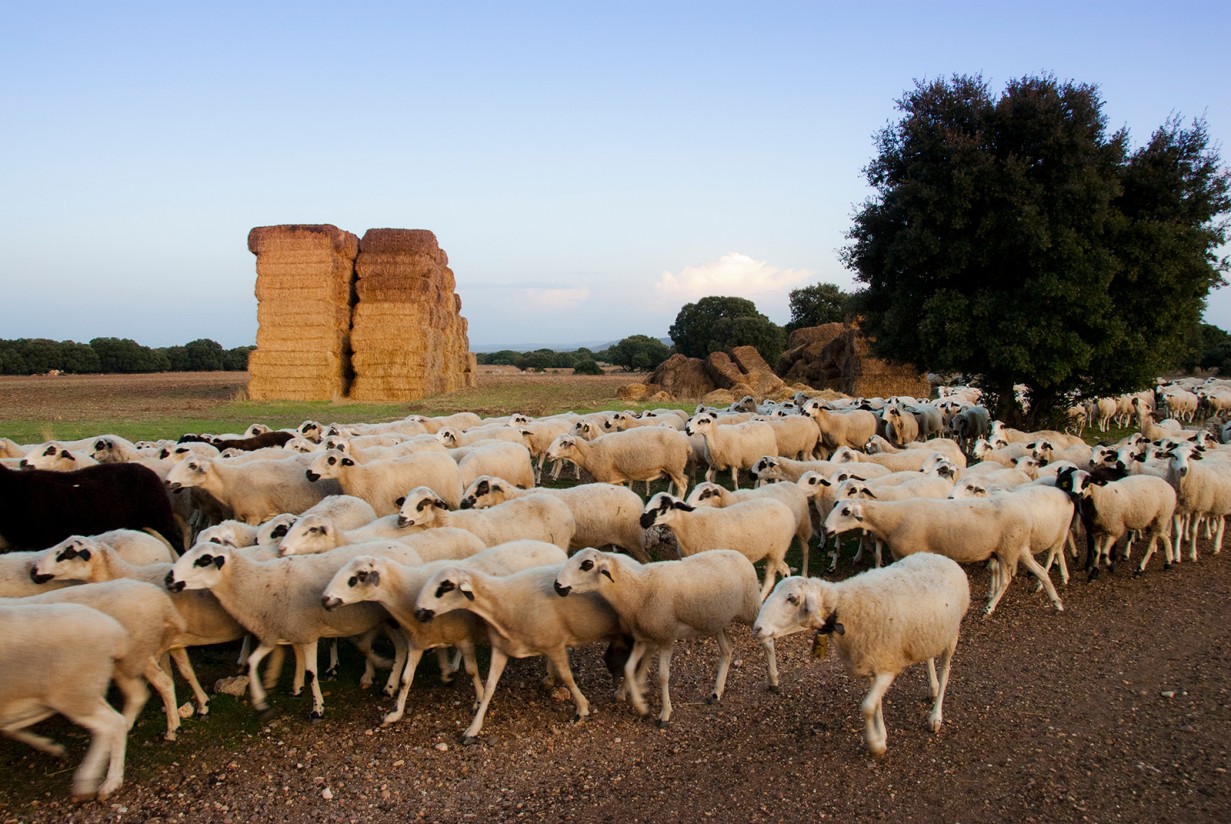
(4, 726), (64, 756)
(760, 636), (779, 690)
(1020, 552), (1063, 612)
(142, 656), (182, 741)
(798, 535), (811, 578)
(324, 638), (340, 680)
(113, 672), (150, 731)
(299, 640), (327, 719)
(926, 658), (938, 699)
(657, 643), (677, 727)
(861, 672), (896, 757)
(433, 647), (455, 684)
(68, 699), (127, 802)
(168, 647), (210, 716)
(983, 558), (1009, 616)
(382, 647), (425, 727)
(929, 646), (955, 733)
(757, 564), (777, 602)
(461, 648), (510, 744)
(262, 643), (289, 691)
(1136, 529), (1164, 576)
(245, 642), (279, 714)
(709, 630), (734, 704)
(544, 648), (589, 723)
(1213, 516), (1225, 555)
(622, 642), (653, 715)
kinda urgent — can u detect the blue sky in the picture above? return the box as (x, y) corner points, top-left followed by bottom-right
(2, 2), (1228, 349)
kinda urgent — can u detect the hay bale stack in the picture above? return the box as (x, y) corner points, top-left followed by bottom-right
(348, 229), (475, 402)
(647, 354), (717, 399)
(815, 329), (930, 398)
(247, 224), (359, 400)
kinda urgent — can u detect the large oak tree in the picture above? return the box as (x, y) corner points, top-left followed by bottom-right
(843, 74), (1229, 422)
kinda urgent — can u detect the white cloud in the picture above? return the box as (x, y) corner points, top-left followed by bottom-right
(654, 253), (815, 303)
(522, 287), (591, 310)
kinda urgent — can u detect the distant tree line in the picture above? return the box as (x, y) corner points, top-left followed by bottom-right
(0, 337), (254, 375)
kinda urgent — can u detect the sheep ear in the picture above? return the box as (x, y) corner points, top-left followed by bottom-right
(863, 488), (878, 499)
(77, 548), (91, 561)
(367, 570), (381, 587)
(433, 497), (448, 510)
(395, 496), (406, 507)
(213, 555), (227, 569)
(673, 500), (696, 512)
(459, 581), (475, 601)
(342, 457), (355, 467)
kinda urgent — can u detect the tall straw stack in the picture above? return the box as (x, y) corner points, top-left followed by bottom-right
(348, 229), (476, 402)
(246, 224), (360, 400)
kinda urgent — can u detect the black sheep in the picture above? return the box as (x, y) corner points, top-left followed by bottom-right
(0, 462), (183, 553)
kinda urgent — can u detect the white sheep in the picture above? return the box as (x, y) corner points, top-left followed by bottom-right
(553, 548), (779, 726)
(412, 563), (624, 744)
(459, 475), (649, 561)
(545, 428), (691, 497)
(802, 401), (880, 455)
(685, 413), (779, 488)
(435, 425), (527, 449)
(305, 447), (463, 514)
(1163, 447), (1231, 561)
(757, 413), (822, 460)
(823, 495), (1063, 615)
(639, 492), (796, 600)
(752, 552), (970, 756)
(864, 433), (968, 469)
(165, 540), (426, 719)
(448, 441), (536, 490)
(686, 480), (815, 576)
(28, 540), (248, 717)
(320, 540), (569, 726)
(395, 486), (576, 550)
(751, 455), (850, 485)
(166, 454), (342, 524)
(1057, 466), (1178, 576)
(16, 578), (188, 742)
(0, 602), (130, 800)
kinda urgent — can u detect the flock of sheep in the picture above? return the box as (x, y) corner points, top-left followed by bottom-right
(2, 375), (1230, 800)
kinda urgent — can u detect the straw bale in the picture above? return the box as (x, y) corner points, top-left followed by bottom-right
(358, 228), (443, 261)
(704, 352), (744, 389)
(247, 224), (360, 259)
(787, 322), (846, 350)
(728, 346), (787, 397)
(702, 389), (738, 407)
(617, 383), (650, 402)
(647, 355), (716, 400)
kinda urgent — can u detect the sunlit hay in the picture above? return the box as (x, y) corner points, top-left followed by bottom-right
(246, 224), (359, 401)
(347, 229), (476, 402)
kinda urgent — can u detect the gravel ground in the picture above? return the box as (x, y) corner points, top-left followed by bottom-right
(2, 546), (1228, 823)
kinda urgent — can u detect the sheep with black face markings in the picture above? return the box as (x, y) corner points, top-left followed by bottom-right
(686, 412), (779, 488)
(685, 480), (815, 576)
(753, 552), (970, 756)
(320, 540), (569, 727)
(412, 562), (624, 744)
(395, 486), (576, 551)
(639, 492), (795, 600)
(305, 447), (463, 513)
(553, 548), (779, 726)
(459, 476), (649, 561)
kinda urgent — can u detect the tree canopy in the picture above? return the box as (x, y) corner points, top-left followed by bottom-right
(787, 283), (851, 331)
(843, 73), (1230, 421)
(605, 334), (671, 371)
(669, 296), (786, 363)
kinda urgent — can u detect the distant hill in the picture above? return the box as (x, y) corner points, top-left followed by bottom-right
(470, 338), (670, 354)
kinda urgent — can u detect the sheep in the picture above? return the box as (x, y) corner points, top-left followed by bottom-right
(1163, 447), (1231, 561)
(20, 443), (100, 471)
(971, 438), (1032, 466)
(639, 493), (795, 600)
(552, 548), (779, 726)
(28, 541), (248, 717)
(0, 462), (183, 553)
(515, 416), (582, 482)
(435, 425), (527, 449)
(0, 602), (130, 800)
(459, 475), (649, 561)
(883, 404), (920, 447)
(395, 486), (576, 551)
(218, 494), (380, 550)
(1055, 466), (1178, 576)
(751, 455), (850, 485)
(411, 563), (624, 744)
(686, 480), (815, 576)
(683, 413), (778, 488)
(278, 514), (487, 561)
(15, 578), (188, 742)
(831, 445), (950, 474)
(449, 441), (536, 490)
(756, 413), (822, 460)
(545, 428), (691, 497)
(864, 433), (968, 469)
(1025, 439), (1093, 468)
(166, 454), (341, 525)
(165, 540), (426, 719)
(831, 473), (958, 569)
(752, 552), (970, 756)
(988, 422), (1086, 449)
(823, 495), (1063, 615)
(802, 401), (880, 455)
(947, 405), (990, 451)
(305, 448), (463, 514)
(320, 540), (569, 726)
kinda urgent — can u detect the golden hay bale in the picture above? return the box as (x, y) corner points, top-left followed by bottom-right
(617, 383), (650, 402)
(247, 224), (360, 258)
(358, 228), (443, 260)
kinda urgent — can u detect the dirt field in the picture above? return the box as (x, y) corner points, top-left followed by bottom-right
(1, 373), (1229, 823)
